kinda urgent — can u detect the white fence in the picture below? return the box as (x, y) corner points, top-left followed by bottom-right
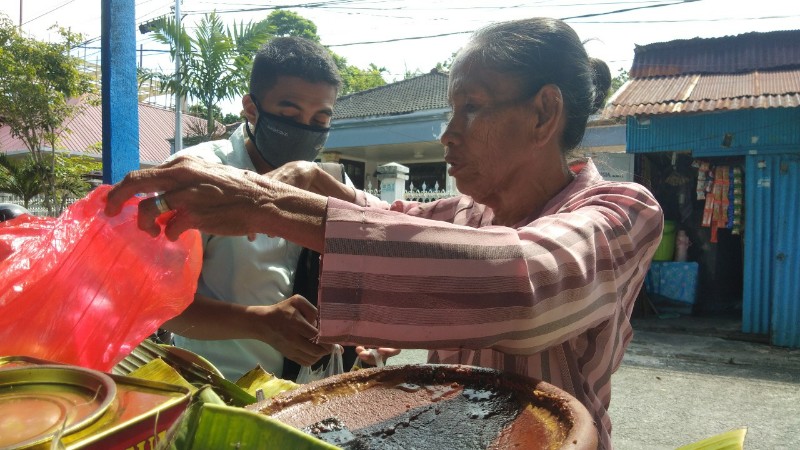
(0, 193), (78, 217)
(365, 180), (457, 204)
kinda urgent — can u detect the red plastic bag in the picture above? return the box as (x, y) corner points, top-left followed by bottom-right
(0, 185), (202, 371)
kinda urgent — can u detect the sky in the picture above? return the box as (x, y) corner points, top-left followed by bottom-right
(3, 0), (798, 114)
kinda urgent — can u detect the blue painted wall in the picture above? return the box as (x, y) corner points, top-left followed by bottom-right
(743, 154), (800, 347)
(626, 108), (800, 156)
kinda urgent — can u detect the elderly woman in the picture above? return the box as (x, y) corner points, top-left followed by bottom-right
(107, 17), (662, 448)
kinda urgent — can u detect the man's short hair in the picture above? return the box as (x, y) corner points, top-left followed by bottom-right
(249, 36), (342, 98)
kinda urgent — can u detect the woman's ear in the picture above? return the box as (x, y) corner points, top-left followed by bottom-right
(529, 84), (564, 147)
(242, 94), (257, 124)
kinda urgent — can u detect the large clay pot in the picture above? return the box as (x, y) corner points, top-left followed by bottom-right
(251, 364), (598, 450)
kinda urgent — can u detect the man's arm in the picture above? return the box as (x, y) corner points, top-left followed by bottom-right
(163, 292), (333, 367)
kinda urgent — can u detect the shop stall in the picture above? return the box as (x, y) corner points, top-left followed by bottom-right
(603, 29), (800, 347)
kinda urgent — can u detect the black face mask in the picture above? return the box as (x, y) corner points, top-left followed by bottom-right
(245, 94), (330, 169)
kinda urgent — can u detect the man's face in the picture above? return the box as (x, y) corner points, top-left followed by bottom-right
(243, 76), (338, 172)
(247, 76), (337, 128)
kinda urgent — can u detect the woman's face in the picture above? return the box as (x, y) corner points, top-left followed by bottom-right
(440, 54), (540, 203)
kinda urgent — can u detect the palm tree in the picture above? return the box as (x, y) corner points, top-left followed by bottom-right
(0, 154), (47, 209)
(139, 12), (272, 137)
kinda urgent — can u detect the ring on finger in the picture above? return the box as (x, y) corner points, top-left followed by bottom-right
(154, 195), (171, 214)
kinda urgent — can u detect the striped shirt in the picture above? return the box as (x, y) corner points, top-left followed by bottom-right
(317, 159), (663, 449)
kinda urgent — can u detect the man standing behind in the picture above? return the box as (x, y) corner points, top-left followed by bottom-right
(161, 37), (341, 381)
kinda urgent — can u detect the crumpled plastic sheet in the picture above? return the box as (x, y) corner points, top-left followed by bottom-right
(0, 185), (202, 371)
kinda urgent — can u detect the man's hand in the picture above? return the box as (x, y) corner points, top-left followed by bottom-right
(267, 161), (356, 203)
(266, 160), (319, 191)
(253, 295), (334, 367)
(355, 346), (401, 367)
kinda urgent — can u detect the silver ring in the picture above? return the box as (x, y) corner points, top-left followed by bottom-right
(154, 195), (171, 214)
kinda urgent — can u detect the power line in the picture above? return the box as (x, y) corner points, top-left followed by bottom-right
(322, 0), (697, 47)
(21, 0), (79, 26)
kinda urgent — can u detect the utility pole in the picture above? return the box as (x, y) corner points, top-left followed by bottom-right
(173, 0), (183, 153)
(19, 0), (22, 27)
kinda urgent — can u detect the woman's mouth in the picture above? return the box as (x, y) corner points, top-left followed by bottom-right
(446, 161), (461, 177)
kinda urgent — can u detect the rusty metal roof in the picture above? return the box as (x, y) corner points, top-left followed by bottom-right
(630, 29), (800, 77)
(604, 29), (800, 119)
(1, 102), (215, 165)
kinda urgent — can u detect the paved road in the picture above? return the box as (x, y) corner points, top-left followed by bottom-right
(385, 331), (800, 449)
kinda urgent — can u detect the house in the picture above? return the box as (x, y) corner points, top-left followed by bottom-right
(0, 101), (215, 167)
(603, 29), (800, 347)
(324, 69), (630, 191)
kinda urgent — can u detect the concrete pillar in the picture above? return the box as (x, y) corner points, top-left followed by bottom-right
(377, 162), (409, 203)
(101, 0), (140, 183)
(320, 151), (341, 163)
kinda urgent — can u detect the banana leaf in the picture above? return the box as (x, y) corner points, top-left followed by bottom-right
(160, 402), (341, 450)
(676, 428), (747, 450)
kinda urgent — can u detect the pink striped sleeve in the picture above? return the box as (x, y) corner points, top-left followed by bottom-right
(317, 183), (663, 354)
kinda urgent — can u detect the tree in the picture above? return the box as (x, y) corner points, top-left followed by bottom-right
(139, 12), (272, 137)
(609, 68), (629, 99)
(264, 10), (319, 41)
(50, 154), (101, 215)
(332, 55), (387, 95)
(259, 9), (386, 94)
(433, 51), (458, 73)
(139, 9), (386, 128)
(0, 153), (98, 214)
(0, 154), (47, 209)
(0, 14), (98, 215)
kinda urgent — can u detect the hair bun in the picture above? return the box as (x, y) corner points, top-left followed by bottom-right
(589, 57), (611, 112)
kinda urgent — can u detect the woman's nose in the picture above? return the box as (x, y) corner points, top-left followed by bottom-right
(440, 118), (459, 147)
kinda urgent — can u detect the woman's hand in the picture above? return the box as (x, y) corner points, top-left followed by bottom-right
(105, 156), (267, 239)
(104, 156), (328, 251)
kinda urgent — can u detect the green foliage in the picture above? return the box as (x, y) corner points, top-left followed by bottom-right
(187, 103), (222, 121)
(0, 13), (98, 215)
(331, 54), (387, 95)
(50, 154), (101, 215)
(221, 112), (243, 125)
(264, 10), (319, 41)
(139, 9), (387, 113)
(139, 11), (272, 137)
(187, 103), (241, 125)
(609, 68), (629, 97)
(0, 154), (47, 208)
(0, 153), (98, 214)
(0, 15), (96, 157)
(434, 51), (458, 73)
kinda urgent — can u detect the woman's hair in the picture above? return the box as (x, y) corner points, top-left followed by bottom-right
(249, 36), (342, 99)
(464, 18), (612, 152)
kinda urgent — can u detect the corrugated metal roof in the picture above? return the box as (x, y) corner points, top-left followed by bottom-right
(333, 69), (449, 120)
(603, 69), (800, 118)
(631, 29), (800, 77)
(0, 102), (215, 165)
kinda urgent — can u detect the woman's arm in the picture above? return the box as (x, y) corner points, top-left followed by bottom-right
(105, 156), (328, 252)
(315, 184), (663, 355)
